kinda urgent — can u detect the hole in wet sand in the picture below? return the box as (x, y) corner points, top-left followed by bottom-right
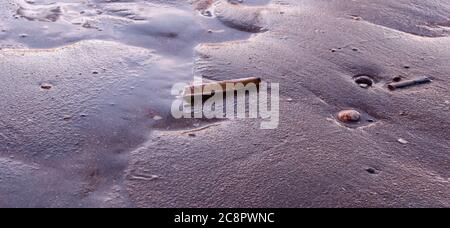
(200, 10), (214, 17)
(366, 168), (378, 175)
(354, 75), (374, 88)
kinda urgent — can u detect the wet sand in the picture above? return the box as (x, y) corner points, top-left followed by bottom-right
(0, 0), (449, 207)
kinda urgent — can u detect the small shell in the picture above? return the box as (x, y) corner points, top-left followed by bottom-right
(338, 110), (361, 122)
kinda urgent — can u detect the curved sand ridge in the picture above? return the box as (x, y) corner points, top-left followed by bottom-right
(0, 0), (449, 207)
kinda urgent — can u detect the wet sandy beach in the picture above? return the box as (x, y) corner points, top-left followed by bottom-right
(0, 0), (449, 207)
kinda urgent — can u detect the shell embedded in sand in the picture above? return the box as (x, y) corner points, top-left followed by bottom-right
(338, 110), (361, 122)
(398, 138), (409, 144)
